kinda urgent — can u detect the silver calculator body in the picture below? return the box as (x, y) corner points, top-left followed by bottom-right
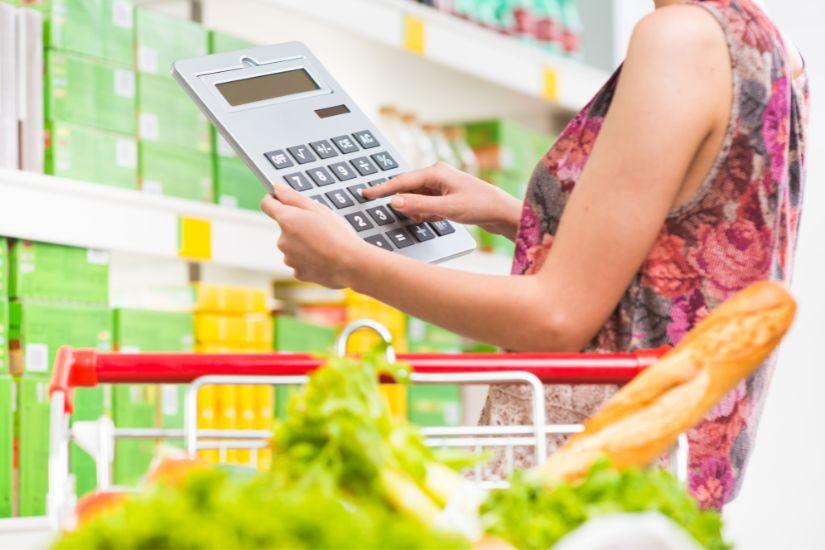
(172, 42), (476, 264)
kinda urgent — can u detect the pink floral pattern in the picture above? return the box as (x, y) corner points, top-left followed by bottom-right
(480, 0), (808, 509)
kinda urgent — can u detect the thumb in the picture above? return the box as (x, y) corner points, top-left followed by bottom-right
(391, 193), (454, 220)
(273, 184), (323, 212)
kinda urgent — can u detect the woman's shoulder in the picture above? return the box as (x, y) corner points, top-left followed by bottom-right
(628, 4), (728, 62)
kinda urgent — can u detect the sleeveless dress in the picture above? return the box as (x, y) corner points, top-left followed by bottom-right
(479, 0), (808, 509)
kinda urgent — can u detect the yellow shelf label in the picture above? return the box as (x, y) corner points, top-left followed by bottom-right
(543, 67), (559, 101)
(178, 216), (212, 261)
(403, 14), (426, 55)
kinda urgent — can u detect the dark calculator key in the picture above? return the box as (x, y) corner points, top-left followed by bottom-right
(366, 205), (395, 226)
(350, 156), (379, 176)
(410, 223), (436, 242)
(283, 172), (313, 191)
(371, 151), (399, 171)
(309, 140), (338, 159)
(328, 161), (358, 181)
(347, 183), (371, 204)
(367, 178), (387, 187)
(387, 204), (408, 221)
(310, 195), (329, 207)
(430, 220), (456, 236)
(365, 234), (393, 250)
(324, 189), (355, 209)
(352, 130), (380, 149)
(264, 149), (293, 170)
(386, 228), (415, 249)
(306, 166), (336, 187)
(331, 135), (360, 154)
(344, 212), (374, 232)
(287, 144), (316, 164)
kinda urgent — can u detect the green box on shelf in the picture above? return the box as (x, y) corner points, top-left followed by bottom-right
(208, 30), (253, 54)
(112, 384), (156, 485)
(409, 385), (462, 427)
(139, 141), (213, 202)
(463, 119), (546, 175)
(17, 375), (50, 516)
(45, 50), (136, 136)
(407, 317), (463, 353)
(0, 375), (12, 518)
(215, 155), (263, 211)
(9, 241), (109, 304)
(0, 237), (7, 298)
(46, 121), (138, 190)
(28, 0), (134, 66)
(138, 73), (211, 152)
(136, 6), (207, 75)
(0, 299), (8, 374)
(72, 385), (105, 497)
(9, 301), (112, 374)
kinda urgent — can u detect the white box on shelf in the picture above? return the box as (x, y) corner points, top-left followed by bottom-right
(17, 8), (44, 173)
(0, 4), (17, 169)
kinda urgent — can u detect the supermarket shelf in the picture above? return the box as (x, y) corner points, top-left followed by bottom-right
(263, 0), (609, 112)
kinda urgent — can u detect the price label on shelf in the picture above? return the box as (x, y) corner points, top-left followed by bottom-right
(403, 14), (426, 56)
(542, 67), (559, 102)
(178, 216), (212, 261)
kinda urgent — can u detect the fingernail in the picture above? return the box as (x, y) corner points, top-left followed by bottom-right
(393, 196), (406, 208)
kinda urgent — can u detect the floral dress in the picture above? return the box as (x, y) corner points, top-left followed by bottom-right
(479, 0), (808, 509)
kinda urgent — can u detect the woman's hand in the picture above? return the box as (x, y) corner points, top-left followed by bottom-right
(362, 162), (523, 240)
(260, 184), (370, 288)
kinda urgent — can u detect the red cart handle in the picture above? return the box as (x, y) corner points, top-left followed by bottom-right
(50, 346), (669, 414)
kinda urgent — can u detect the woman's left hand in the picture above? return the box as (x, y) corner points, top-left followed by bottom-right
(260, 184), (369, 288)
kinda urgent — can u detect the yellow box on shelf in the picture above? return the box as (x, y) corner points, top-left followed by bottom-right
(193, 282), (267, 314)
(215, 384), (237, 464)
(196, 385), (218, 463)
(254, 385), (275, 471)
(235, 384), (255, 465)
(178, 216), (212, 261)
(403, 14), (426, 56)
(194, 313), (274, 347)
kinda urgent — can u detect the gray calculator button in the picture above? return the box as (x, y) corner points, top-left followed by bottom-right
(306, 166), (335, 187)
(430, 220), (456, 236)
(366, 205), (394, 226)
(347, 183), (371, 204)
(283, 172), (313, 191)
(365, 234), (393, 250)
(350, 156), (379, 176)
(367, 178), (387, 187)
(331, 135), (359, 154)
(264, 150), (293, 170)
(309, 140), (338, 159)
(371, 151), (398, 171)
(352, 130), (379, 149)
(310, 195), (329, 207)
(386, 228), (414, 248)
(344, 212), (374, 232)
(287, 145), (316, 164)
(328, 161), (358, 181)
(325, 189), (355, 209)
(410, 223), (436, 242)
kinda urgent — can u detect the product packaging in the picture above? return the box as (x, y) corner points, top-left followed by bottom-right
(17, 8), (44, 172)
(17, 375), (50, 516)
(46, 120), (138, 189)
(274, 315), (337, 353)
(193, 283), (267, 315)
(0, 237), (7, 298)
(139, 141), (212, 202)
(135, 6), (207, 75)
(71, 384), (105, 497)
(208, 29), (253, 54)
(9, 241), (109, 304)
(45, 50), (136, 135)
(112, 384), (156, 485)
(0, 298), (8, 373)
(0, 374), (12, 518)
(196, 384), (217, 462)
(408, 385), (462, 427)
(463, 118), (549, 175)
(0, 4), (17, 169)
(194, 313), (273, 348)
(138, 72), (211, 151)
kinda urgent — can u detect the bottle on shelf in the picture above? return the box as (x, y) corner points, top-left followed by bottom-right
(558, 0), (583, 58)
(511, 0), (536, 43)
(433, 0), (456, 14)
(423, 123), (461, 167)
(533, 0), (564, 55)
(401, 112), (439, 169)
(444, 126), (480, 176)
(378, 105), (421, 168)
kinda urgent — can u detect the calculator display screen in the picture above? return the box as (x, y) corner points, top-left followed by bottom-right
(216, 69), (319, 106)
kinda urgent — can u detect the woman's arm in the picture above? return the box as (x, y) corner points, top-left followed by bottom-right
(262, 6), (731, 351)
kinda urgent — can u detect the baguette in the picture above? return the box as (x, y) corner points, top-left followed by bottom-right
(535, 280), (796, 485)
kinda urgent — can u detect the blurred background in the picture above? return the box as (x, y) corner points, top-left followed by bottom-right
(0, 0), (821, 547)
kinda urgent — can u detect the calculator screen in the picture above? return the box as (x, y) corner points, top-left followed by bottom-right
(216, 69), (319, 106)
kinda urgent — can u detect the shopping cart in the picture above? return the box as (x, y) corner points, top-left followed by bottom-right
(31, 320), (680, 537)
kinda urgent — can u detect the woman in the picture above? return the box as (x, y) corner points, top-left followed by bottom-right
(262, 0), (808, 509)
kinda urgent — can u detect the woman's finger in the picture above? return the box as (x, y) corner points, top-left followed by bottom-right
(272, 184), (323, 211)
(363, 163), (445, 199)
(390, 193), (454, 220)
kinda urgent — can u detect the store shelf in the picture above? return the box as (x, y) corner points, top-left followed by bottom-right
(263, 0), (609, 112)
(0, 168), (511, 277)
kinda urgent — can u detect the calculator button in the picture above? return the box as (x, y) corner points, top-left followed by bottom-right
(310, 195), (329, 207)
(386, 228), (415, 248)
(328, 161), (358, 181)
(410, 223), (436, 242)
(350, 156), (379, 176)
(364, 234), (393, 250)
(371, 151), (399, 171)
(306, 166), (336, 187)
(287, 145), (316, 165)
(331, 135), (360, 154)
(347, 183), (371, 204)
(367, 178), (387, 187)
(264, 150), (293, 170)
(309, 140), (338, 159)
(344, 212), (374, 232)
(430, 220), (456, 236)
(388, 205), (409, 221)
(366, 205), (395, 226)
(324, 189), (355, 209)
(283, 172), (313, 191)
(352, 130), (380, 149)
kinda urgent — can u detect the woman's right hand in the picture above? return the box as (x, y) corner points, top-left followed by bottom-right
(361, 162), (523, 240)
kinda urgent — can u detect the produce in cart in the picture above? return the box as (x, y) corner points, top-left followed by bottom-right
(54, 281), (795, 549)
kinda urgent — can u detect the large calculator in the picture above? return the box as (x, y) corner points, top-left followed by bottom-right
(172, 42), (476, 264)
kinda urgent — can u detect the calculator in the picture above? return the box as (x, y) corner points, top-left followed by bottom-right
(172, 42), (476, 264)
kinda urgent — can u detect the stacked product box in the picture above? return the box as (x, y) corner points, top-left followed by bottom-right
(34, 0), (138, 189)
(208, 30), (262, 210)
(8, 240), (111, 513)
(193, 283), (273, 468)
(112, 309), (194, 485)
(407, 318), (463, 427)
(136, 6), (212, 201)
(0, 238), (10, 517)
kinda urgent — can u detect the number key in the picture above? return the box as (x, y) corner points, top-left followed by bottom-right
(352, 130), (379, 149)
(264, 149), (293, 170)
(306, 166), (335, 187)
(347, 183), (371, 204)
(366, 205), (395, 226)
(309, 140), (338, 159)
(344, 212), (374, 232)
(283, 172), (313, 191)
(328, 161), (357, 181)
(410, 223), (435, 242)
(324, 189), (355, 209)
(331, 135), (359, 154)
(371, 151), (399, 171)
(287, 145), (316, 165)
(350, 156), (379, 176)
(310, 195), (329, 207)
(386, 228), (415, 248)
